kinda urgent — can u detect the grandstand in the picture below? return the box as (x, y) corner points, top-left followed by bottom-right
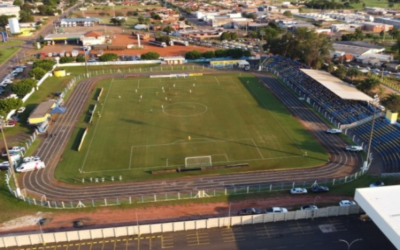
(263, 56), (400, 173)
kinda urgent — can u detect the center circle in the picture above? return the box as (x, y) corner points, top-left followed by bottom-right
(163, 102), (208, 117)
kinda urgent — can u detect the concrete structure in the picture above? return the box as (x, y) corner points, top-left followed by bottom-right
(332, 23), (362, 32)
(362, 22), (393, 32)
(0, 4), (20, 18)
(80, 31), (106, 46)
(163, 56), (185, 65)
(355, 186), (400, 249)
(28, 101), (56, 125)
(374, 17), (400, 29)
(333, 41), (385, 57)
(7, 18), (19, 34)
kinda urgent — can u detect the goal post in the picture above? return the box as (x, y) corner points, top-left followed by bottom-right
(185, 156), (212, 168)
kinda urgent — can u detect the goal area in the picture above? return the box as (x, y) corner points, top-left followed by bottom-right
(185, 156), (212, 168)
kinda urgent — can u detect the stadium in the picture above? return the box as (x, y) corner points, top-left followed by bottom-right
(17, 58), (398, 204)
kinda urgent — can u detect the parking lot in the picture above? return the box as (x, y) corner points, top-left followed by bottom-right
(6, 215), (395, 250)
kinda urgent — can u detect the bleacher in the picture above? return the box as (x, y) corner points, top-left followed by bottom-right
(349, 119), (400, 171)
(264, 56), (376, 125)
(264, 56), (400, 172)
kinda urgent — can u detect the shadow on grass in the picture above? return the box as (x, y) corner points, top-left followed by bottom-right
(71, 127), (87, 151)
(93, 88), (101, 101)
(84, 104), (95, 123)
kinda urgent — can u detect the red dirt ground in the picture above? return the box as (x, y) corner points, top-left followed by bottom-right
(38, 34), (213, 57)
(0, 194), (353, 234)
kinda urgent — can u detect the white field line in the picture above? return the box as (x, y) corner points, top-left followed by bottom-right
(252, 138), (264, 159)
(130, 138), (254, 148)
(137, 79), (140, 88)
(81, 78), (115, 171)
(215, 76), (221, 85)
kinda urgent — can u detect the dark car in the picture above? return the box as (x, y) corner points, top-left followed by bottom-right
(370, 181), (384, 187)
(311, 186), (329, 193)
(237, 208), (261, 215)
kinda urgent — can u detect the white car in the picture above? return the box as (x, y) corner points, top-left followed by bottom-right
(290, 187), (307, 194)
(301, 205), (318, 211)
(23, 156), (40, 163)
(339, 200), (357, 206)
(265, 207), (288, 214)
(346, 146), (363, 152)
(326, 129), (342, 134)
(17, 107), (26, 113)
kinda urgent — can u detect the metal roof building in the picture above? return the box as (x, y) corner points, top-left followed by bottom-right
(355, 186), (400, 249)
(60, 18), (100, 23)
(300, 69), (373, 102)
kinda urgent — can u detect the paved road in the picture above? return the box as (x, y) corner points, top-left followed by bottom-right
(20, 71), (363, 202)
(6, 215), (395, 250)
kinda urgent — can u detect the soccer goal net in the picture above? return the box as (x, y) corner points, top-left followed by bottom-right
(185, 156), (212, 168)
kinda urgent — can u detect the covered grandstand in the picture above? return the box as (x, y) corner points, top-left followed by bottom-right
(264, 56), (400, 173)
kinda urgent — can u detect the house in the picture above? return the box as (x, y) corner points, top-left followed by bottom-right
(80, 31), (106, 46)
(0, 4), (20, 18)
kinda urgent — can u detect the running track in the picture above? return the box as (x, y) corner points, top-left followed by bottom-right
(21, 71), (363, 201)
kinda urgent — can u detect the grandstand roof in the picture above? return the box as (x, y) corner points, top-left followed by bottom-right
(355, 186), (400, 249)
(300, 69), (373, 102)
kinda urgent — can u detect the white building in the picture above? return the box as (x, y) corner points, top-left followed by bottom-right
(0, 4), (20, 18)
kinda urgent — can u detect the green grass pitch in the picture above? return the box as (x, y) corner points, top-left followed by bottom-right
(55, 73), (328, 182)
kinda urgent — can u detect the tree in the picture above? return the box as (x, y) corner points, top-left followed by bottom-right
(283, 10), (292, 17)
(346, 68), (362, 80)
(156, 35), (171, 44)
(33, 59), (55, 71)
(12, 79), (37, 96)
(13, 0), (22, 6)
(19, 10), (34, 22)
(29, 67), (46, 80)
(163, 26), (175, 34)
(215, 49), (228, 58)
(202, 51), (215, 58)
(383, 93), (400, 112)
(138, 15), (144, 24)
(99, 53), (118, 61)
(0, 15), (11, 28)
(59, 56), (75, 63)
(358, 77), (380, 92)
(110, 18), (125, 26)
(243, 50), (251, 57)
(227, 48), (243, 58)
(334, 64), (347, 79)
(141, 52), (160, 60)
(0, 98), (23, 117)
(76, 55), (85, 62)
(185, 50), (202, 60)
(150, 12), (161, 20)
(389, 27), (400, 39)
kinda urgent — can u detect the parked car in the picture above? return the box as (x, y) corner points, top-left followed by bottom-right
(17, 107), (26, 113)
(0, 161), (9, 170)
(23, 156), (40, 163)
(326, 129), (342, 134)
(311, 186), (329, 193)
(237, 208), (261, 215)
(301, 205), (318, 211)
(339, 200), (356, 206)
(265, 207), (288, 214)
(290, 187), (307, 194)
(370, 181), (384, 187)
(345, 146), (363, 152)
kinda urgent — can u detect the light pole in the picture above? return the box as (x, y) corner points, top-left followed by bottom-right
(228, 203), (232, 228)
(0, 117), (21, 197)
(38, 219), (46, 245)
(339, 238), (363, 250)
(313, 196), (320, 205)
(365, 95), (379, 169)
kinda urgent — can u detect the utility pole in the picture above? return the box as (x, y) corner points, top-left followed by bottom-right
(1, 118), (21, 197)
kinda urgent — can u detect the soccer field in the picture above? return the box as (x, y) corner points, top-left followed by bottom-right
(56, 73), (328, 182)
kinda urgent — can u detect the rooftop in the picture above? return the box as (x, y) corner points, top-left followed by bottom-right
(300, 69), (373, 102)
(29, 101), (55, 119)
(355, 186), (400, 249)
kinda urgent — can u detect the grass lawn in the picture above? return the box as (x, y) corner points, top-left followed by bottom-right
(0, 40), (24, 47)
(0, 47), (20, 65)
(55, 73), (328, 183)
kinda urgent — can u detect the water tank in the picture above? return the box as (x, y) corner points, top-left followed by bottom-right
(8, 18), (20, 34)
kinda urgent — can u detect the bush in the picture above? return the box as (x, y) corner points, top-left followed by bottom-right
(33, 59), (55, 71)
(76, 54), (85, 62)
(99, 53), (118, 62)
(283, 10), (292, 17)
(185, 50), (202, 60)
(215, 49), (228, 58)
(12, 79), (37, 96)
(202, 51), (215, 59)
(156, 35), (171, 44)
(226, 49), (243, 58)
(29, 67), (47, 80)
(0, 98), (23, 116)
(59, 56), (75, 63)
(141, 52), (160, 60)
